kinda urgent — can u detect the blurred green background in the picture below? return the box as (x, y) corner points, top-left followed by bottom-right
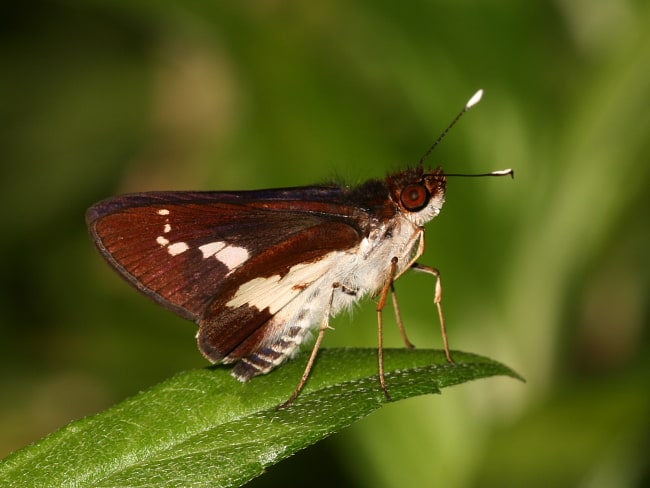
(1, 1), (649, 486)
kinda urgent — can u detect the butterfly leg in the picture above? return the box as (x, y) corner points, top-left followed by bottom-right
(410, 263), (454, 363)
(390, 282), (415, 349)
(376, 257), (400, 402)
(279, 282), (351, 409)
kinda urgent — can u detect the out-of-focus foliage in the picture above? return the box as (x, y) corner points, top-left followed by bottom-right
(1, 1), (648, 487)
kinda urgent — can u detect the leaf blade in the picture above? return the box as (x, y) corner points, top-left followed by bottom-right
(0, 349), (521, 487)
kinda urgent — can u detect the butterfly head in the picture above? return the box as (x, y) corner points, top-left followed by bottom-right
(387, 166), (446, 227)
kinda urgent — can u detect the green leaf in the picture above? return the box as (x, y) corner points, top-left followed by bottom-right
(0, 349), (520, 487)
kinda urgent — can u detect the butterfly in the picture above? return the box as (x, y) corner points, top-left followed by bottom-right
(86, 89), (512, 406)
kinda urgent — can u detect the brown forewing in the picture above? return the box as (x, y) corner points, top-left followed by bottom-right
(87, 191), (365, 328)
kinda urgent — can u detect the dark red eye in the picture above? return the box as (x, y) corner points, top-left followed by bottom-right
(400, 184), (428, 211)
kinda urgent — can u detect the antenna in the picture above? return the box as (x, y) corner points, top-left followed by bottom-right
(418, 89), (484, 167)
(445, 168), (515, 178)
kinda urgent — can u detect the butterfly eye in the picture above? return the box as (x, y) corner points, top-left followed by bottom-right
(400, 184), (429, 211)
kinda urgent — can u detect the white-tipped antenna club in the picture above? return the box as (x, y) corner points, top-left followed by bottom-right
(444, 168), (514, 178)
(490, 168), (514, 177)
(466, 89), (483, 109)
(418, 88), (485, 167)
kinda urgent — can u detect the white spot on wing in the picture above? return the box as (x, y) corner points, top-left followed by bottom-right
(198, 241), (226, 259)
(157, 209), (170, 216)
(227, 276), (281, 311)
(216, 245), (249, 270)
(163, 223), (171, 233)
(198, 241), (249, 270)
(167, 242), (189, 256)
(156, 233), (188, 255)
(226, 255), (338, 313)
